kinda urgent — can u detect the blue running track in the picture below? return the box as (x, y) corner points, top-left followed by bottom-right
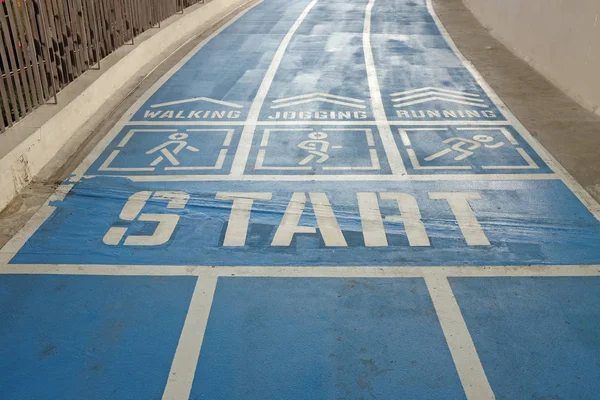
(2, 0), (600, 398)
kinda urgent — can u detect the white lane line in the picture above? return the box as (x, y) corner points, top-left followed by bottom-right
(425, 275), (495, 400)
(363, 0), (407, 175)
(425, 0), (600, 221)
(2, 264), (600, 277)
(69, 0), (262, 183)
(162, 276), (218, 400)
(230, 0), (320, 175)
(116, 173), (558, 182)
(0, 1), (262, 261)
(123, 120), (514, 126)
(0, 185), (73, 264)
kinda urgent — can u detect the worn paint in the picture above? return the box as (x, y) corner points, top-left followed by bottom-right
(1, 0), (600, 398)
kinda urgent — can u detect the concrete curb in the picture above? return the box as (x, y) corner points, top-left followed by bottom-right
(0, 0), (250, 212)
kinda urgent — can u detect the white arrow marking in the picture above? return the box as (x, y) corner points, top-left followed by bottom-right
(392, 92), (485, 103)
(272, 92), (365, 104)
(150, 97), (243, 109)
(271, 97), (367, 109)
(393, 96), (489, 108)
(390, 87), (481, 98)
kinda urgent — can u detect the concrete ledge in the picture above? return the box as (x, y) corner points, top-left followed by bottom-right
(0, 0), (251, 212)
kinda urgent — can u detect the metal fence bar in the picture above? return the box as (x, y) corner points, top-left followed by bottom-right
(0, 0), (205, 134)
(15, 0), (41, 107)
(1, 3), (27, 119)
(6, 0), (36, 109)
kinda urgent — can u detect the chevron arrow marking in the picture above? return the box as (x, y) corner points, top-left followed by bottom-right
(393, 96), (489, 108)
(150, 97), (243, 109)
(391, 91), (486, 103)
(390, 87), (489, 108)
(390, 87), (481, 98)
(271, 92), (366, 109)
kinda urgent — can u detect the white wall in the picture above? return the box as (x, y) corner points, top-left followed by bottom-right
(462, 0), (600, 115)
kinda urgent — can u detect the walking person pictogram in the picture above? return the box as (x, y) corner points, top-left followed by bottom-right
(146, 133), (200, 167)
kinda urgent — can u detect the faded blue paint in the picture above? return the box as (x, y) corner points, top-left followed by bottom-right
(244, 125), (392, 175)
(397, 125), (552, 174)
(191, 277), (466, 399)
(131, 0), (313, 122)
(88, 125), (242, 176)
(0, 275), (197, 399)
(3, 0), (600, 398)
(371, 0), (504, 122)
(12, 0), (593, 271)
(450, 277), (600, 400)
(258, 0), (373, 121)
(12, 179), (600, 266)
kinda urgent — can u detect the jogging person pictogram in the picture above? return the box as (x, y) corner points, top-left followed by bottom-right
(297, 132), (342, 165)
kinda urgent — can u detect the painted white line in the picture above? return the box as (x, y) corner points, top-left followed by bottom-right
(425, 0), (600, 221)
(399, 130), (412, 146)
(481, 148), (538, 170)
(108, 173), (559, 182)
(2, 264), (600, 277)
(0, 1), (263, 261)
(321, 148), (381, 171)
(165, 148), (227, 170)
(151, 97), (243, 108)
(363, 0), (407, 175)
(389, 121), (511, 126)
(0, 185), (73, 264)
(69, 1), (262, 183)
(425, 276), (495, 399)
(123, 120), (514, 126)
(230, 0), (320, 175)
(162, 276), (218, 400)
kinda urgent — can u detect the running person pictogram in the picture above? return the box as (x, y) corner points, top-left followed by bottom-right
(425, 134), (504, 162)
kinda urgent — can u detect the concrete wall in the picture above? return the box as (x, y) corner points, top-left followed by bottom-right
(462, 0), (600, 115)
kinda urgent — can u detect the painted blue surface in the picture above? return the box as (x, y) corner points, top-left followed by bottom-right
(88, 125), (241, 176)
(0, 274), (197, 399)
(451, 277), (600, 400)
(244, 125), (392, 174)
(4, 0), (600, 396)
(398, 125), (551, 174)
(258, 0), (373, 121)
(191, 277), (466, 399)
(9, 0), (593, 268)
(131, 0), (313, 122)
(371, 0), (504, 122)
(87, 124), (551, 177)
(12, 178), (600, 266)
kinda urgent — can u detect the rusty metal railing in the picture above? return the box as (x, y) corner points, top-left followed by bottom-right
(0, 0), (205, 134)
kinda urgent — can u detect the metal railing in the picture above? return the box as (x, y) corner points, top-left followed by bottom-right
(0, 0), (204, 134)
